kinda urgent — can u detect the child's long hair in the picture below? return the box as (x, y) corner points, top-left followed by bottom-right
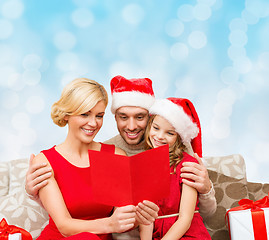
(144, 115), (187, 173)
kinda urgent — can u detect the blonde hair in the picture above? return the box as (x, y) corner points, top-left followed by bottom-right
(144, 115), (187, 173)
(51, 78), (108, 127)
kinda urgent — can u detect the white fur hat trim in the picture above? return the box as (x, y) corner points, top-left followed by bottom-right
(149, 99), (199, 144)
(111, 91), (155, 114)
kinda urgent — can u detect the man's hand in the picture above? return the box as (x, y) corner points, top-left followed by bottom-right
(136, 200), (159, 225)
(181, 153), (211, 194)
(25, 154), (52, 199)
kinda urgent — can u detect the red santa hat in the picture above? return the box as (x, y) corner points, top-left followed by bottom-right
(110, 75), (155, 114)
(149, 97), (202, 157)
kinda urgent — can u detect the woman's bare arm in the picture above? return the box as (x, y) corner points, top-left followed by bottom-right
(34, 153), (136, 237)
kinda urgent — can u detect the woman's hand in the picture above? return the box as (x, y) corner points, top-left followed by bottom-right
(109, 205), (136, 233)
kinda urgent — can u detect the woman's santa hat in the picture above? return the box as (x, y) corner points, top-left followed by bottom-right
(110, 75), (155, 114)
(149, 97), (202, 157)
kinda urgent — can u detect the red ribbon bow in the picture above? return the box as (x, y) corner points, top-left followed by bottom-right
(0, 218), (32, 240)
(226, 193), (269, 240)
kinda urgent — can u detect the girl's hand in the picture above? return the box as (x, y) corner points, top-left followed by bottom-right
(136, 200), (159, 225)
(139, 222), (153, 240)
(109, 205), (136, 233)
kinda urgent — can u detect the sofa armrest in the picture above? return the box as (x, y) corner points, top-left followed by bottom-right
(0, 162), (9, 196)
(204, 154), (246, 179)
(247, 181), (269, 201)
(0, 158), (49, 239)
(204, 169), (249, 240)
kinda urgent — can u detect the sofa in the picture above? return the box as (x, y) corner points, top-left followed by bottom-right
(0, 155), (268, 240)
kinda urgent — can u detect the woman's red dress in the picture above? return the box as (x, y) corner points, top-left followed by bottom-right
(37, 144), (115, 240)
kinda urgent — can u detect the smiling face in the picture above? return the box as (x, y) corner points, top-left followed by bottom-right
(149, 115), (178, 148)
(115, 106), (149, 145)
(65, 100), (106, 144)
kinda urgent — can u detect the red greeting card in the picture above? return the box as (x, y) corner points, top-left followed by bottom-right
(89, 144), (170, 207)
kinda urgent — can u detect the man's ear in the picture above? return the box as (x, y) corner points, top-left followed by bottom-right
(114, 110), (118, 120)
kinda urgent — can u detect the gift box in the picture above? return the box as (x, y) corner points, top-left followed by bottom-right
(0, 233), (22, 240)
(0, 218), (32, 240)
(226, 194), (269, 240)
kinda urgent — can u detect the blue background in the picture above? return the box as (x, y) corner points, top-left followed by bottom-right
(0, 0), (269, 183)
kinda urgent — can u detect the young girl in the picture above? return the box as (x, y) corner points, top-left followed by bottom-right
(139, 97), (211, 240)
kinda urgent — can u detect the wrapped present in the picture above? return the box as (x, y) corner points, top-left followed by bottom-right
(0, 218), (32, 240)
(1, 233), (22, 240)
(226, 194), (269, 240)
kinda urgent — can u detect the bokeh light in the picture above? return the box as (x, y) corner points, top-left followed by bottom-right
(122, 4), (144, 25)
(227, 45), (246, 61)
(245, 0), (269, 18)
(177, 4), (194, 22)
(229, 18), (248, 32)
(71, 8), (94, 28)
(0, 0), (269, 184)
(193, 3), (212, 21)
(197, 0), (216, 6)
(229, 30), (248, 46)
(11, 112), (30, 131)
(241, 9), (259, 25)
(0, 19), (13, 39)
(1, 0), (24, 19)
(22, 69), (41, 86)
(233, 56), (252, 74)
(23, 54), (42, 70)
(1, 91), (20, 109)
(56, 52), (80, 72)
(188, 31), (207, 49)
(0, 65), (16, 87)
(26, 96), (45, 114)
(54, 31), (77, 51)
(165, 20), (184, 37)
(220, 67), (239, 85)
(170, 42), (189, 61)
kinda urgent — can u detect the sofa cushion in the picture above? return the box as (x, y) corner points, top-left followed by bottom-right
(0, 162), (9, 196)
(205, 154), (246, 179)
(0, 159), (49, 239)
(204, 170), (249, 240)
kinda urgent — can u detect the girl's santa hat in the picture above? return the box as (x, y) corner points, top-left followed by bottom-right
(110, 75), (155, 114)
(149, 97), (202, 157)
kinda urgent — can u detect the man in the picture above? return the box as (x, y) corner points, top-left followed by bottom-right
(25, 75), (216, 238)
(104, 76), (216, 239)
(106, 76), (216, 215)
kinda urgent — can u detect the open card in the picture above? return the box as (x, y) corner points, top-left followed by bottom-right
(89, 144), (170, 207)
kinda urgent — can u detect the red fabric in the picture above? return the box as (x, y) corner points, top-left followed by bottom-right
(167, 98), (202, 157)
(0, 218), (32, 240)
(37, 143), (115, 240)
(252, 211), (267, 240)
(110, 75), (154, 96)
(153, 153), (211, 239)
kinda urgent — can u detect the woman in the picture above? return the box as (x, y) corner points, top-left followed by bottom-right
(34, 78), (138, 239)
(139, 98), (211, 239)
